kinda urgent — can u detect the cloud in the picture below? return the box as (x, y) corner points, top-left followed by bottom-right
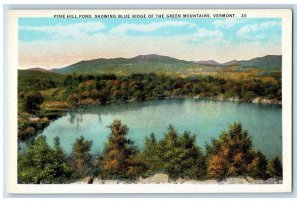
(237, 21), (281, 36)
(181, 28), (224, 43)
(109, 21), (223, 43)
(19, 22), (105, 38)
(109, 21), (197, 34)
(213, 18), (241, 28)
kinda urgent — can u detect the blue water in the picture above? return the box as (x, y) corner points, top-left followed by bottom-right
(21, 99), (282, 159)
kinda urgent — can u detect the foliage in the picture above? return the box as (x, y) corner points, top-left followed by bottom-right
(70, 136), (93, 178)
(246, 151), (268, 179)
(141, 126), (206, 180)
(100, 119), (138, 179)
(206, 123), (268, 180)
(266, 157), (282, 178)
(141, 133), (162, 177)
(19, 71), (282, 107)
(18, 136), (72, 184)
(23, 91), (44, 114)
(160, 127), (206, 179)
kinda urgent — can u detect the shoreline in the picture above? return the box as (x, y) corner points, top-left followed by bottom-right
(18, 95), (281, 141)
(77, 95), (282, 106)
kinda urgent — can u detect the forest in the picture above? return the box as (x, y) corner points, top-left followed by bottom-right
(18, 120), (282, 184)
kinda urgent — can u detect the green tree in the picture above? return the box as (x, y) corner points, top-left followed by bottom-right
(44, 137), (72, 183)
(159, 125), (179, 179)
(141, 133), (162, 177)
(70, 136), (93, 178)
(177, 132), (206, 179)
(100, 119), (138, 179)
(24, 91), (44, 114)
(158, 126), (206, 179)
(18, 136), (72, 184)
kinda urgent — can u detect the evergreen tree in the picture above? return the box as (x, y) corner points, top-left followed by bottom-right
(177, 132), (206, 179)
(206, 122), (268, 179)
(158, 126), (206, 179)
(159, 125), (179, 179)
(18, 136), (72, 184)
(266, 157), (282, 178)
(100, 119), (137, 179)
(70, 136), (93, 178)
(247, 151), (268, 179)
(142, 133), (162, 177)
(43, 137), (72, 183)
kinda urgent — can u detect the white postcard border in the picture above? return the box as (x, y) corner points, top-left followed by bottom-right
(7, 9), (293, 194)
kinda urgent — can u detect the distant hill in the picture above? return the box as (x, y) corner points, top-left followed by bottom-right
(53, 54), (199, 75)
(223, 60), (238, 66)
(223, 55), (282, 69)
(18, 69), (65, 80)
(24, 54), (281, 76)
(198, 60), (221, 66)
(132, 54), (187, 63)
(28, 67), (51, 72)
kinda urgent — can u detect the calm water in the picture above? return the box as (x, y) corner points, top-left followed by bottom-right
(20, 99), (282, 159)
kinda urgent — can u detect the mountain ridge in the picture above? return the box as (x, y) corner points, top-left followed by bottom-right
(224, 55), (282, 69)
(24, 54), (282, 75)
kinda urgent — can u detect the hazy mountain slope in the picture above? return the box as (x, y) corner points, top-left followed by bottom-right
(48, 54), (282, 75)
(54, 54), (199, 75)
(224, 55), (282, 69)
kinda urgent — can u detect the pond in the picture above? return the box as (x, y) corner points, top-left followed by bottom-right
(20, 99), (282, 160)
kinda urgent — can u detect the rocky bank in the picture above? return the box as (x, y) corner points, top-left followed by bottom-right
(71, 174), (283, 184)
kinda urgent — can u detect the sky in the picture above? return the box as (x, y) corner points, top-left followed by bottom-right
(18, 17), (282, 70)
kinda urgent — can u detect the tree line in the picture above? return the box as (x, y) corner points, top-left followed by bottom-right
(18, 120), (282, 184)
(19, 73), (281, 109)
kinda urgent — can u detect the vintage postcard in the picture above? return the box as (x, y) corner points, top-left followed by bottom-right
(7, 9), (292, 193)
